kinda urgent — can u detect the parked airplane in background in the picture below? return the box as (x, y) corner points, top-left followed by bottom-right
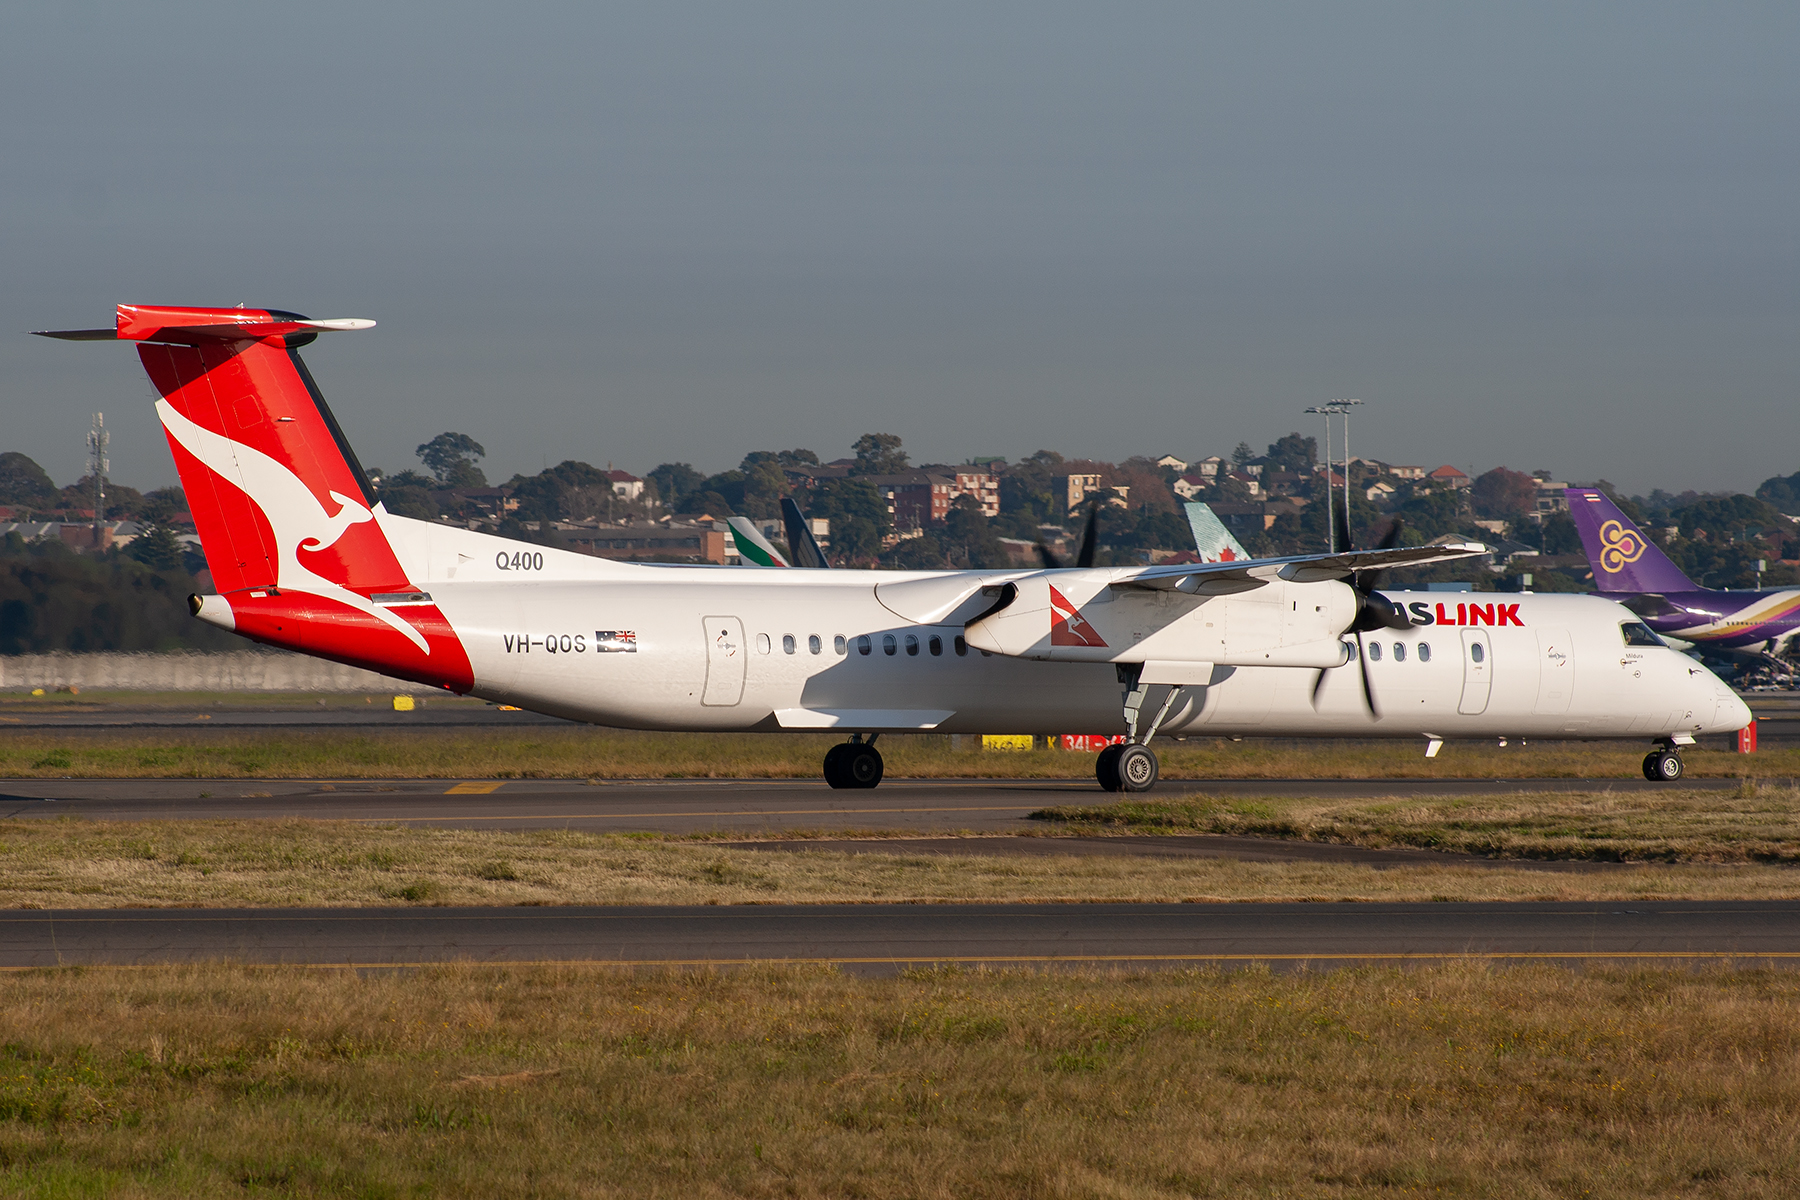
(39, 306), (1749, 788)
(1567, 488), (1800, 670)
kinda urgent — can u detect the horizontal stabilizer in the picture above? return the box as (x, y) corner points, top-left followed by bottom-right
(34, 305), (373, 347)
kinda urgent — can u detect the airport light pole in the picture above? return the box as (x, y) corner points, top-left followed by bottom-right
(1304, 399), (1362, 551)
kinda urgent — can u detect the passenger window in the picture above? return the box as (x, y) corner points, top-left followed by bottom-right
(1418, 642), (1431, 662)
(882, 634), (897, 656)
(905, 633), (919, 656)
(1392, 643), (1407, 662)
(835, 635), (847, 655)
(756, 633), (771, 654)
(856, 635), (871, 656)
(1368, 642), (1382, 661)
(1470, 643), (1484, 663)
(1621, 622), (1663, 646)
(928, 635), (943, 656)
(810, 635), (822, 655)
(782, 634), (796, 655)
(954, 636), (968, 657)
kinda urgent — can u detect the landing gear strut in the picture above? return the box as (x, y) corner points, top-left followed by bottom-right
(1097, 666), (1183, 794)
(824, 734), (883, 789)
(1642, 742), (1684, 782)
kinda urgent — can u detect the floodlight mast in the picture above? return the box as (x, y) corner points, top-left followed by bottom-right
(1303, 399), (1362, 551)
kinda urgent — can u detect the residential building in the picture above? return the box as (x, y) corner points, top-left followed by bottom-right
(1427, 465), (1472, 490)
(1533, 478), (1569, 516)
(606, 470), (644, 501)
(1365, 479), (1398, 504)
(1154, 454), (1188, 472)
(864, 472), (959, 529)
(1193, 455), (1225, 478)
(1058, 470), (1104, 514)
(1389, 465), (1428, 481)
(1172, 474), (1209, 500)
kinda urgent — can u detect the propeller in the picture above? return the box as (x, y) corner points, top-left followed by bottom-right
(1037, 504), (1100, 570)
(1312, 518), (1411, 715)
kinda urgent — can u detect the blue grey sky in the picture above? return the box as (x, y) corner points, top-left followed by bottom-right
(3, 2), (1795, 495)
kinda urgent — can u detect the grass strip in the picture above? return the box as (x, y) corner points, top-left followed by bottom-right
(1033, 780), (1800, 863)
(0, 726), (1789, 778)
(3, 960), (1799, 1197)
(2, 815), (1799, 908)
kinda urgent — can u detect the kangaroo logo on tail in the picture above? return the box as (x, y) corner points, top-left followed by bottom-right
(157, 400), (429, 652)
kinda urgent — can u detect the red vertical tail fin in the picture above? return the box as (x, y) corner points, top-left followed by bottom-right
(39, 305), (473, 691)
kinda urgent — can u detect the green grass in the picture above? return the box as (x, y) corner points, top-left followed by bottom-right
(1, 961), (1798, 1197)
(0, 725), (1787, 779)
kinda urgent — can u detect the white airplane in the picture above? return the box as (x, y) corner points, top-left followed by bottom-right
(40, 305), (1750, 788)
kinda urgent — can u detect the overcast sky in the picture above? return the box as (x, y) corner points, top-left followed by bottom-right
(3, 2), (1795, 495)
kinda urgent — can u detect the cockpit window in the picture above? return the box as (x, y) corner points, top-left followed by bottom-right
(1621, 622), (1663, 647)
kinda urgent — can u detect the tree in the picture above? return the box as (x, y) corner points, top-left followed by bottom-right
(777, 448), (819, 467)
(0, 452), (58, 509)
(1230, 442), (1255, 467)
(1757, 471), (1800, 516)
(416, 432), (487, 488)
(850, 433), (908, 477)
(647, 463), (704, 511)
(1264, 433), (1317, 474)
(806, 478), (890, 563)
(939, 495), (1006, 568)
(126, 524), (185, 570)
(1470, 467), (1539, 520)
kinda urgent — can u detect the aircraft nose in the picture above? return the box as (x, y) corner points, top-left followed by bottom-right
(1713, 685), (1753, 734)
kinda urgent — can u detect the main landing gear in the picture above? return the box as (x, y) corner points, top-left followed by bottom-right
(1097, 666), (1185, 794)
(1642, 741), (1685, 782)
(823, 734), (883, 789)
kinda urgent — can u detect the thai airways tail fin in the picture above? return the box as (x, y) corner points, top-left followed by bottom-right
(1183, 501), (1249, 563)
(1564, 487), (1697, 593)
(36, 305), (473, 691)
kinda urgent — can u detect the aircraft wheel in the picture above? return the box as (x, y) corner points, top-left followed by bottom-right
(845, 743), (884, 789)
(823, 744), (852, 789)
(1095, 744), (1125, 792)
(1641, 752), (1660, 781)
(1650, 750), (1684, 782)
(1117, 744), (1159, 793)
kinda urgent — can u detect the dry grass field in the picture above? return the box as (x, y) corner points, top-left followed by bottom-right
(2, 961), (1798, 1197)
(1036, 779), (1800, 863)
(4, 788), (1800, 908)
(0, 725), (1790, 779)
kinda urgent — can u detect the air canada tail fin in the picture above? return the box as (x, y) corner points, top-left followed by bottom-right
(1564, 487), (1697, 593)
(37, 305), (473, 692)
(1183, 501), (1249, 563)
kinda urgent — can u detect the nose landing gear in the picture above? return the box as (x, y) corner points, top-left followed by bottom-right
(824, 734), (883, 789)
(1097, 666), (1183, 793)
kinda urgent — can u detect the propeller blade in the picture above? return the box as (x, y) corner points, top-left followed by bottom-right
(1356, 631), (1381, 718)
(1310, 666), (1329, 710)
(1036, 543), (1063, 569)
(1076, 504), (1099, 569)
(1353, 518), (1405, 593)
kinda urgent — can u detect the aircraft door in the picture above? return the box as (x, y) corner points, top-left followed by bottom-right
(1532, 628), (1573, 715)
(701, 616), (746, 706)
(1458, 628), (1492, 715)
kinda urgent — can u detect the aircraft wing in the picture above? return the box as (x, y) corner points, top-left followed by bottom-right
(1116, 540), (1491, 593)
(874, 540), (1490, 625)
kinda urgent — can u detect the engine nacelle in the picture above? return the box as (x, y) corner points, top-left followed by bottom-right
(963, 575), (1358, 667)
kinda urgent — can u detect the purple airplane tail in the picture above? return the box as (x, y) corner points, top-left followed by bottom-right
(1564, 488), (1697, 593)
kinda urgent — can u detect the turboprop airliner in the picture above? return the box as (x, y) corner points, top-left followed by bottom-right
(39, 306), (1749, 788)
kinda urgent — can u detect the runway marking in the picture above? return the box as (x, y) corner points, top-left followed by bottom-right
(347, 804), (1042, 822)
(444, 781), (506, 795)
(6, 951), (1800, 971)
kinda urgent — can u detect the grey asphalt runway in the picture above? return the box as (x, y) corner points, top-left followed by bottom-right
(0, 775), (1766, 837)
(4, 901), (1796, 972)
